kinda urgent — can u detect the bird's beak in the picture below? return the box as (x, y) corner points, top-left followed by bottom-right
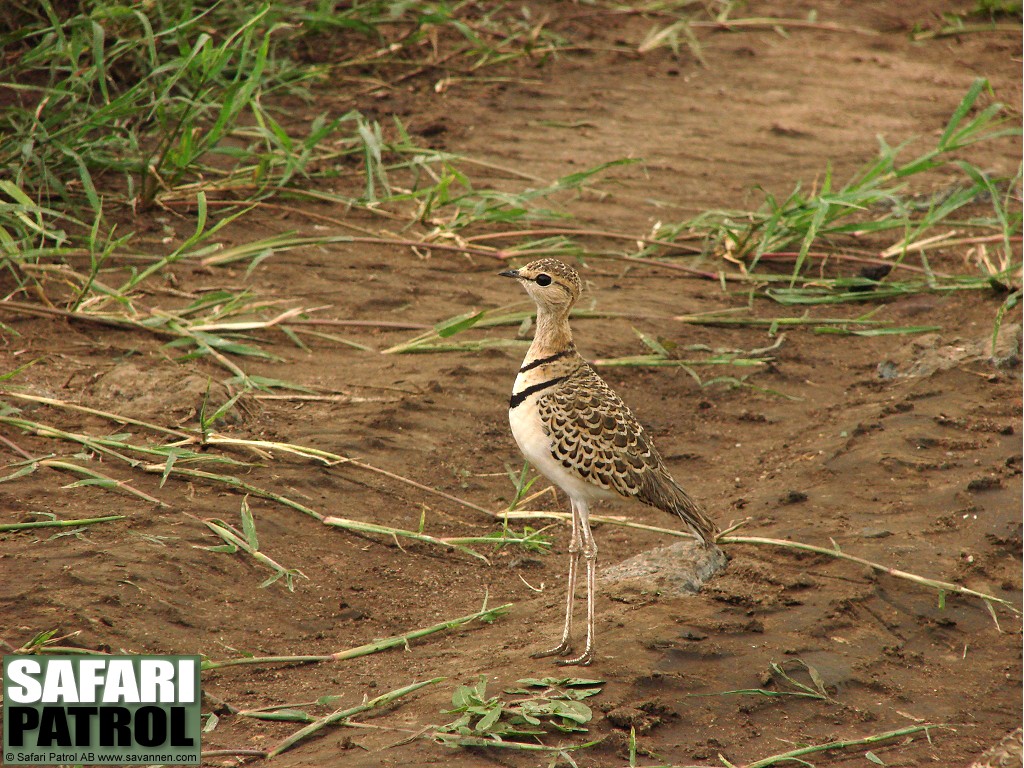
(498, 269), (520, 279)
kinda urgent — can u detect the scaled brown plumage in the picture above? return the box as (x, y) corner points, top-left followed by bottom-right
(536, 362), (718, 545)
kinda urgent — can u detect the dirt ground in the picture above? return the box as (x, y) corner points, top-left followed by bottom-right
(1, 1), (1022, 766)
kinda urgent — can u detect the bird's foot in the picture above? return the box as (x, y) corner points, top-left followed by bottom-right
(554, 648), (593, 666)
(530, 640), (573, 659)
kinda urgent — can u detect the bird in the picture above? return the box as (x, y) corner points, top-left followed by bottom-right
(500, 258), (720, 666)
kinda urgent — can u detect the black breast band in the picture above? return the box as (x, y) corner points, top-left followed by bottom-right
(518, 347), (573, 374)
(509, 375), (569, 410)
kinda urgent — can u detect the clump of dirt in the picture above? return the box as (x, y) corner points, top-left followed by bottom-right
(92, 362), (238, 423)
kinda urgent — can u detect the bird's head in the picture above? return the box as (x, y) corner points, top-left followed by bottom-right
(499, 259), (582, 314)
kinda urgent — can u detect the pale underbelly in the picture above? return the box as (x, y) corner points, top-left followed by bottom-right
(508, 397), (616, 503)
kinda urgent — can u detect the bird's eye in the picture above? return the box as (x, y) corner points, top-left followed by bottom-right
(535, 273), (552, 286)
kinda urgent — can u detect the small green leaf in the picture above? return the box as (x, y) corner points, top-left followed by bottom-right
(451, 685), (472, 710)
(635, 328), (670, 357)
(63, 478), (115, 489)
(203, 712), (219, 732)
(561, 678), (605, 687)
(0, 358), (39, 382)
(259, 571), (284, 589)
(473, 676), (488, 700)
(240, 497), (258, 549)
(515, 676), (604, 687)
(201, 543), (238, 554)
(475, 705), (503, 733)
(244, 709), (313, 722)
(552, 700), (592, 723)
(436, 311), (485, 338)
(160, 450), (179, 488)
(562, 687), (603, 700)
(0, 465), (38, 484)
(805, 662), (828, 696)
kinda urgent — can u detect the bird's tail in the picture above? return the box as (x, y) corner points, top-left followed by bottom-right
(646, 473), (719, 547)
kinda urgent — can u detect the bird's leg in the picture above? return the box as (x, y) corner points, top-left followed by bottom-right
(557, 498), (596, 666)
(531, 498), (581, 659)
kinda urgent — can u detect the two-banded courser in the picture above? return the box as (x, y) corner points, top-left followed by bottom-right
(501, 259), (720, 666)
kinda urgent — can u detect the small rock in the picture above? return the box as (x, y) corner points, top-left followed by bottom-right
(601, 540), (727, 596)
(860, 528), (893, 539)
(770, 122), (812, 138)
(738, 410), (769, 423)
(337, 602), (368, 621)
(508, 556), (544, 569)
(786, 574), (817, 589)
(967, 476), (1002, 492)
(877, 361), (900, 380)
(678, 628), (707, 641)
(606, 706), (657, 733)
(857, 263), (893, 282)
(990, 323), (1022, 370)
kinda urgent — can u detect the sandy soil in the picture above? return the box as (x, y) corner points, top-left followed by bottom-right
(1, 1), (1021, 766)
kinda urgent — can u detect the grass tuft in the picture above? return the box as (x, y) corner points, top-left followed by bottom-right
(200, 498), (309, 591)
(692, 79), (1020, 285)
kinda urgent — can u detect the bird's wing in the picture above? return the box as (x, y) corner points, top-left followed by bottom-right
(537, 364), (718, 543)
(536, 364), (666, 498)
